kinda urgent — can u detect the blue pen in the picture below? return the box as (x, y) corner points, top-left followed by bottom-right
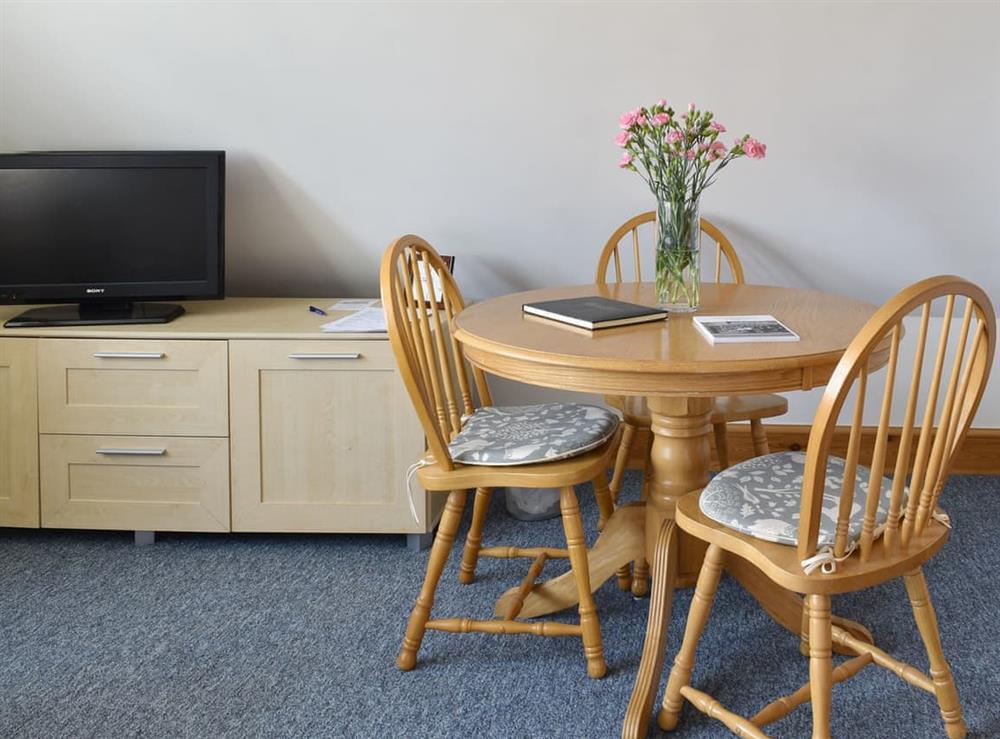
(308, 305), (327, 317)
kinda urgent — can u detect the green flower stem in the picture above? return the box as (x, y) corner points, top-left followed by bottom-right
(654, 198), (700, 309)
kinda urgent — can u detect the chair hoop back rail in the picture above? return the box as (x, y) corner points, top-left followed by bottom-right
(594, 211), (746, 286)
(381, 234), (623, 679)
(799, 275), (996, 565)
(381, 233), (492, 471)
(660, 274), (996, 739)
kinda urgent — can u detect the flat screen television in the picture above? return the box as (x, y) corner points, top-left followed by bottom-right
(0, 151), (225, 327)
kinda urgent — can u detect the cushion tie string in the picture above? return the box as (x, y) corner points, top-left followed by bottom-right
(799, 507), (945, 576)
(801, 540), (858, 576)
(404, 459), (430, 525)
(932, 509), (952, 529)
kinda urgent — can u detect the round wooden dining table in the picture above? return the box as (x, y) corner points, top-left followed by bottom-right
(453, 281), (888, 738)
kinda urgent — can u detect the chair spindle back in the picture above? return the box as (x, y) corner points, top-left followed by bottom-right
(797, 276), (995, 565)
(595, 212), (746, 285)
(380, 235), (492, 470)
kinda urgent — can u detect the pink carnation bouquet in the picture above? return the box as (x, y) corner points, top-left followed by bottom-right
(616, 100), (765, 201)
(615, 99), (765, 309)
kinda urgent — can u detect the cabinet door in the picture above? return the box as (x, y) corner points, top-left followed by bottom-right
(229, 340), (428, 533)
(0, 338), (39, 527)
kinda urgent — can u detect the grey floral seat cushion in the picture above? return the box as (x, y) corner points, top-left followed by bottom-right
(699, 451), (898, 548)
(447, 403), (619, 466)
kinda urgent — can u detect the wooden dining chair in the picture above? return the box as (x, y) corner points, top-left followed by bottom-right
(657, 275), (994, 738)
(596, 212), (788, 595)
(382, 234), (625, 679)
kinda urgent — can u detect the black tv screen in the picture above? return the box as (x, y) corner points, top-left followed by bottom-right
(0, 151), (224, 304)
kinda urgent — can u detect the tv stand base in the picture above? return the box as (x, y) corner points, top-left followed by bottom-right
(4, 302), (185, 328)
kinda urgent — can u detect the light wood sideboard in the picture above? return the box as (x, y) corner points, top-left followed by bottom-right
(0, 298), (441, 545)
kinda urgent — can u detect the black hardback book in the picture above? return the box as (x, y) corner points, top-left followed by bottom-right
(522, 296), (668, 330)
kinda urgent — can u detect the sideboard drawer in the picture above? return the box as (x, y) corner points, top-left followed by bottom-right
(40, 434), (230, 532)
(38, 339), (228, 436)
(233, 339), (398, 371)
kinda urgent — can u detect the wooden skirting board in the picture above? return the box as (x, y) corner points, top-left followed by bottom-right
(626, 424), (1000, 475)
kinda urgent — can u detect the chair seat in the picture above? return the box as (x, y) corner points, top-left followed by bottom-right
(710, 394), (788, 423)
(698, 451), (898, 549)
(677, 490), (948, 595)
(419, 427), (621, 491)
(604, 393), (787, 425)
(447, 403), (620, 466)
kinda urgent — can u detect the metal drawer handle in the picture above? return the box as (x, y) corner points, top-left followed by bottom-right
(93, 351), (166, 359)
(288, 352), (362, 360)
(96, 448), (167, 456)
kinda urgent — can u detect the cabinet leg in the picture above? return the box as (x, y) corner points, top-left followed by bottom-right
(407, 530), (435, 552)
(134, 531), (155, 546)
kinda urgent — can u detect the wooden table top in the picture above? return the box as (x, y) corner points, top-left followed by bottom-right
(453, 282), (883, 397)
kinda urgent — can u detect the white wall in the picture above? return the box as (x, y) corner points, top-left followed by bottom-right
(1, 1), (998, 424)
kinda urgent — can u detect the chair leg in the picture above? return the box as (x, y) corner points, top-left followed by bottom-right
(608, 422), (638, 505)
(631, 436), (654, 598)
(808, 593), (833, 739)
(658, 544), (726, 731)
(592, 473), (615, 530)
(749, 418), (770, 457)
(593, 473), (633, 592)
(903, 568), (967, 739)
(458, 487), (492, 585)
(397, 489), (467, 671)
(712, 421), (731, 470)
(560, 485), (607, 679)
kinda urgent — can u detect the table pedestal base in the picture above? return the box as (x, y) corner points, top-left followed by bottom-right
(645, 396), (713, 584)
(492, 394), (875, 738)
(622, 517), (678, 739)
(494, 503), (647, 619)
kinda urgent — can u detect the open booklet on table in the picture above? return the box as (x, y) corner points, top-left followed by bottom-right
(693, 314), (799, 344)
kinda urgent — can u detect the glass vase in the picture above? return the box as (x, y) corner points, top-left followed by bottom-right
(654, 198), (700, 311)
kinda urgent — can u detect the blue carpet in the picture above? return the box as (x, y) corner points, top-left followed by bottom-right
(1, 472), (999, 738)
